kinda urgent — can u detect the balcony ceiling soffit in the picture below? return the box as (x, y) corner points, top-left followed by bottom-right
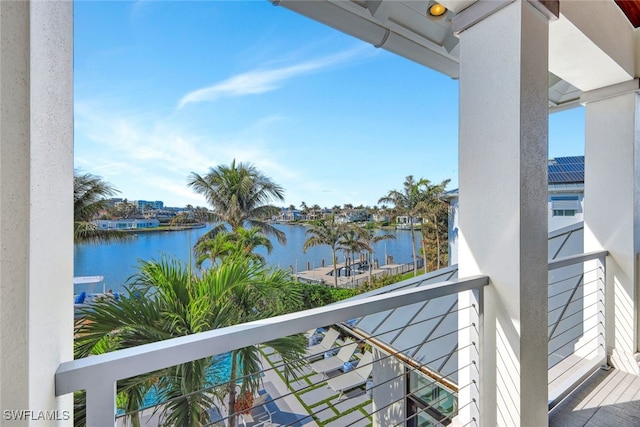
(276, 0), (640, 109)
(550, 2), (634, 93)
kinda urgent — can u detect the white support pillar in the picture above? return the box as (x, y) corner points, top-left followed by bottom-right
(0, 1), (73, 425)
(456, 1), (551, 426)
(583, 84), (640, 374)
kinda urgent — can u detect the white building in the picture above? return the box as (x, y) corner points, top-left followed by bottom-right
(5, 2), (640, 427)
(94, 219), (160, 230)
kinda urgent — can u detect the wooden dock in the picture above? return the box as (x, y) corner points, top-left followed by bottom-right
(294, 261), (415, 288)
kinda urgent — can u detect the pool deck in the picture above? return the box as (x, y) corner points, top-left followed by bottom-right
(259, 343), (372, 427)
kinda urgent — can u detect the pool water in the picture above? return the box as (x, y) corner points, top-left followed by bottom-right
(134, 352), (234, 411)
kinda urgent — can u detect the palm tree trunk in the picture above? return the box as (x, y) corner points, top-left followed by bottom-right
(410, 218), (418, 277)
(368, 250), (373, 285)
(331, 249), (338, 288)
(422, 236), (428, 275)
(434, 214), (441, 270)
(228, 351), (238, 427)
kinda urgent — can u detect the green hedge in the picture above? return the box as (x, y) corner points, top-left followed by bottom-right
(295, 283), (358, 309)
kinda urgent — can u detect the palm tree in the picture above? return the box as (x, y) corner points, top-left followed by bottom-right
(194, 232), (236, 268)
(232, 226), (274, 264)
(338, 226), (369, 286)
(414, 179), (450, 272)
(74, 255), (306, 427)
(187, 160), (286, 246)
(358, 224), (396, 284)
(195, 227), (273, 269)
(74, 170), (127, 243)
(379, 175), (429, 276)
(303, 216), (346, 288)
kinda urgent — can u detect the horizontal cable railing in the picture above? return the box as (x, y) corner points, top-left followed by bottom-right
(112, 302), (478, 427)
(57, 275), (488, 426)
(547, 250), (607, 409)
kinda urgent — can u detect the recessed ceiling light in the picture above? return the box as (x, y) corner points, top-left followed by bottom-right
(428, 3), (447, 17)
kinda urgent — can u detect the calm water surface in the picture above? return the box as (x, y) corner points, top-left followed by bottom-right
(74, 224), (421, 293)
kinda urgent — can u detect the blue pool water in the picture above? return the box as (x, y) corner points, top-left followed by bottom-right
(138, 352), (233, 410)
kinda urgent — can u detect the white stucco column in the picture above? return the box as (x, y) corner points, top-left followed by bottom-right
(0, 1), (73, 425)
(583, 84), (640, 375)
(456, 1), (551, 426)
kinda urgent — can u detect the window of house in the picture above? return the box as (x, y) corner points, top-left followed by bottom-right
(551, 196), (580, 217)
(406, 369), (456, 426)
(553, 209), (577, 217)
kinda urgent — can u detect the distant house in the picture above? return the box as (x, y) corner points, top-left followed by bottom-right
(336, 209), (370, 223)
(370, 212), (388, 223)
(395, 215), (423, 230)
(136, 200), (164, 211)
(275, 208), (301, 222)
(94, 219), (159, 230)
(444, 155), (584, 265)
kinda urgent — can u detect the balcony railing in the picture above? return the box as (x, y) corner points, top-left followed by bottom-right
(56, 250), (608, 426)
(547, 250), (608, 409)
(56, 275), (488, 426)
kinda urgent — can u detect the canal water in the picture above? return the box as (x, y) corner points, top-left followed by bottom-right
(74, 223), (421, 293)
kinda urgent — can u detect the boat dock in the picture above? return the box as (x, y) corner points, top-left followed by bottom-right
(294, 260), (416, 289)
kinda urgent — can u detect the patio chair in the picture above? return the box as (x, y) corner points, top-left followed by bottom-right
(310, 341), (358, 378)
(306, 328), (340, 358)
(326, 351), (373, 399)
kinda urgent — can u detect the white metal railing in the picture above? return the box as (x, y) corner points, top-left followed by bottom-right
(547, 250), (608, 409)
(56, 275), (488, 426)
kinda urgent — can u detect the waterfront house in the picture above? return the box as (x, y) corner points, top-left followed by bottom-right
(6, 1), (640, 426)
(94, 219), (160, 230)
(395, 215), (424, 230)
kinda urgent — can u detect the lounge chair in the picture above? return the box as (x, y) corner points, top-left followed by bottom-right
(306, 328), (340, 358)
(326, 351), (373, 399)
(310, 341), (358, 378)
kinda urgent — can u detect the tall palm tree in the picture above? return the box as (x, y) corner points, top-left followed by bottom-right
(414, 179), (450, 272)
(303, 216), (346, 288)
(74, 170), (127, 243)
(187, 160), (286, 246)
(358, 224), (396, 284)
(74, 256), (306, 427)
(379, 175), (429, 276)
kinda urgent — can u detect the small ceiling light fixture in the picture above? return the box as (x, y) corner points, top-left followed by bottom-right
(428, 2), (447, 17)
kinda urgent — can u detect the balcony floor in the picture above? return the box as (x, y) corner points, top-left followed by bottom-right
(549, 368), (640, 426)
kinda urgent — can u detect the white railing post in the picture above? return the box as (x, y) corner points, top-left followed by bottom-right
(85, 381), (116, 427)
(458, 287), (481, 426)
(575, 255), (607, 363)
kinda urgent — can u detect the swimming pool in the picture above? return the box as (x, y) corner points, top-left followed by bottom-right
(133, 352), (234, 411)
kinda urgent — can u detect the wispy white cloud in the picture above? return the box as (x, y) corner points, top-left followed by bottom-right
(74, 99), (295, 206)
(178, 46), (374, 108)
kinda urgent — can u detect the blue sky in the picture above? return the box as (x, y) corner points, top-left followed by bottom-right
(74, 1), (585, 209)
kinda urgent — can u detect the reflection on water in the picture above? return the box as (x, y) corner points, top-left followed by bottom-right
(74, 224), (421, 292)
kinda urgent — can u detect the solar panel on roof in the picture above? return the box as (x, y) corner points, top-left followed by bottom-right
(547, 156), (584, 183)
